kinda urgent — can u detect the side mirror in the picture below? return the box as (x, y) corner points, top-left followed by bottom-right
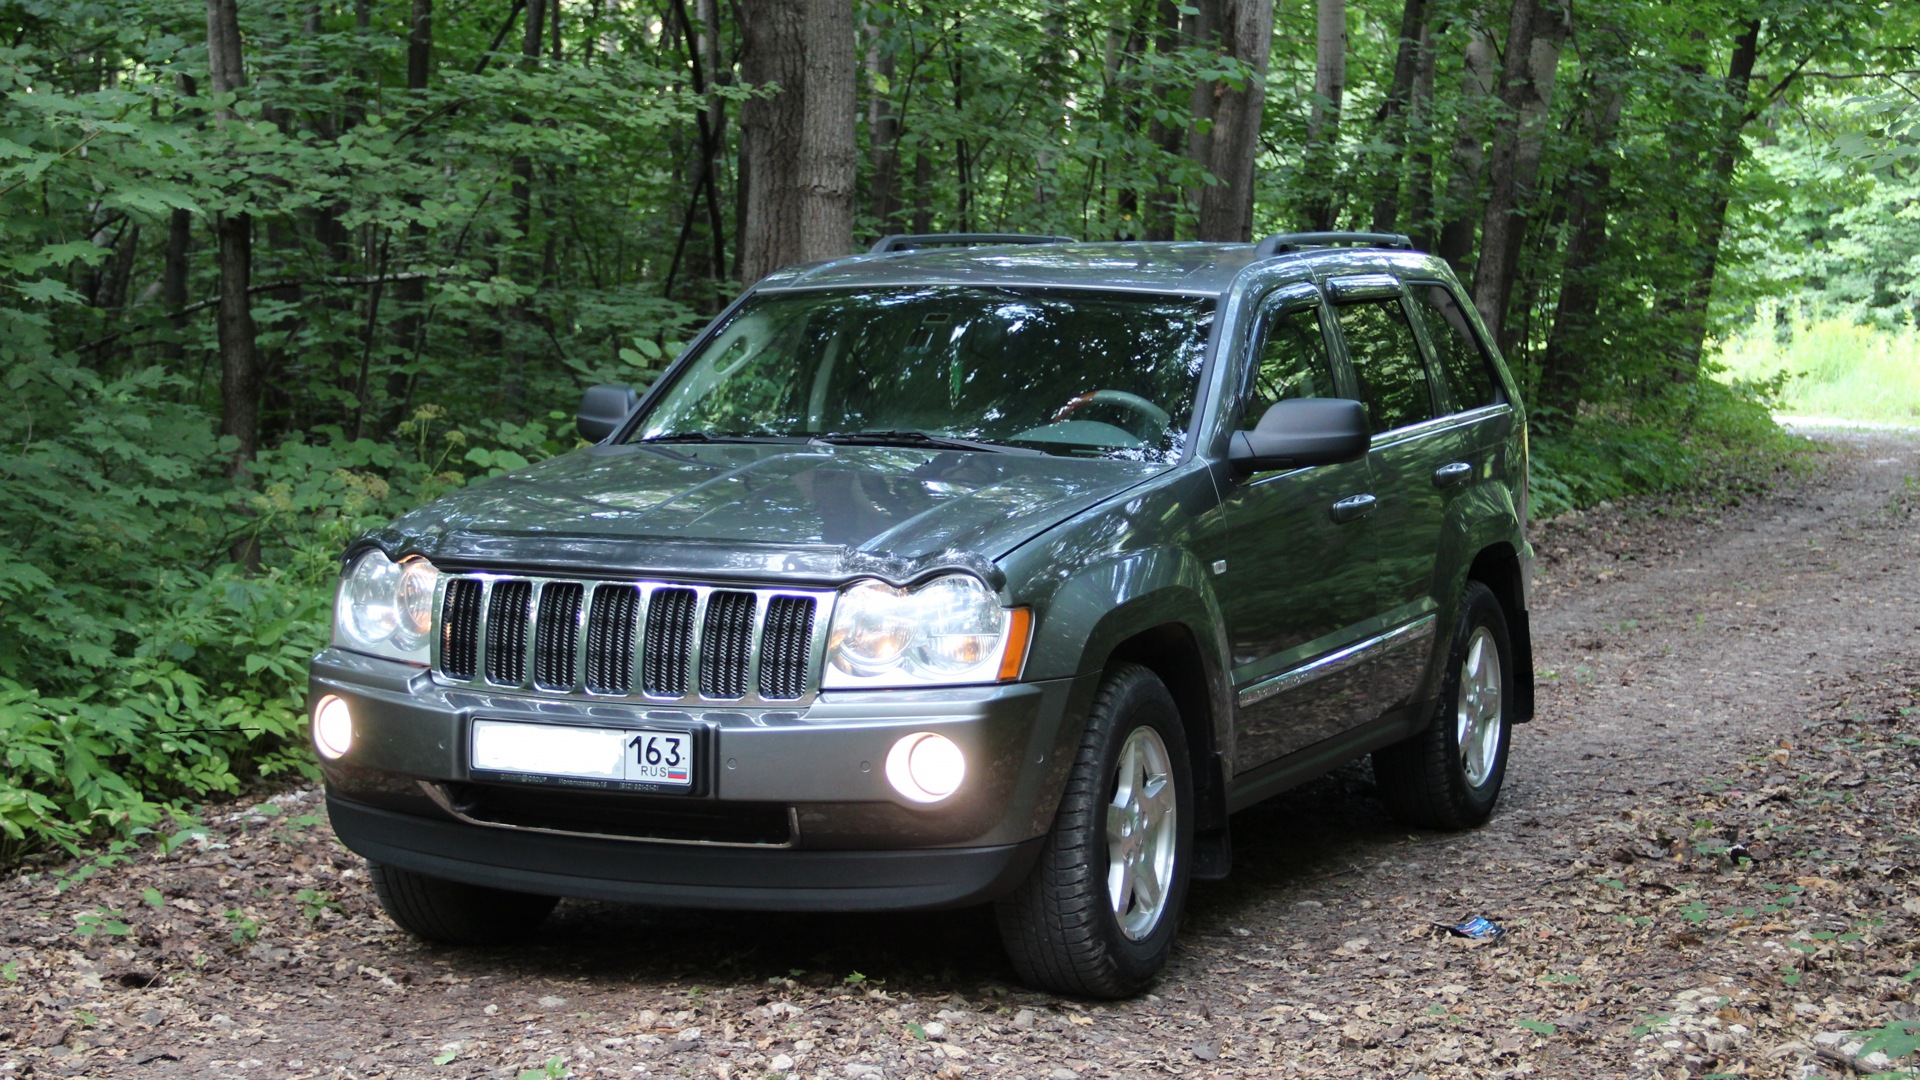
(1228, 397), (1370, 473)
(578, 384), (639, 442)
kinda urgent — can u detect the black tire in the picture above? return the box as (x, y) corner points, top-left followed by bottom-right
(994, 663), (1194, 999)
(367, 861), (558, 945)
(1373, 579), (1514, 830)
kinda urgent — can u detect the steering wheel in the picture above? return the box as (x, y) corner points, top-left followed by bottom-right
(1050, 389), (1172, 437)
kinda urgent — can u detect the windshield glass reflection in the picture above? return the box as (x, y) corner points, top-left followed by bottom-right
(634, 287), (1216, 461)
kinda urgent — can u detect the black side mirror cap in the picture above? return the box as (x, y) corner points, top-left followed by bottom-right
(578, 384), (639, 442)
(1228, 397), (1371, 473)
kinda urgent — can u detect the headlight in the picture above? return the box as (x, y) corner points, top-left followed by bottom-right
(822, 575), (1030, 688)
(332, 550), (439, 665)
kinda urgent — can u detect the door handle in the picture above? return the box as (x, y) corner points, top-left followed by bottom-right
(1330, 493), (1377, 523)
(1432, 461), (1473, 488)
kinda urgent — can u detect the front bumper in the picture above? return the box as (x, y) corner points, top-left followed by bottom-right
(310, 648), (1091, 909)
(329, 795), (1044, 910)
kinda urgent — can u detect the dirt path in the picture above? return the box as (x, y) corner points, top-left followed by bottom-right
(3, 433), (1917, 1080)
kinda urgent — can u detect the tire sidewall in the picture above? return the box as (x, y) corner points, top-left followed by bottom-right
(1444, 583), (1514, 818)
(1075, 668), (1196, 986)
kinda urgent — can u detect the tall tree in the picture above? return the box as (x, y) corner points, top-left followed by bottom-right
(1300, 0), (1347, 231)
(1538, 67), (1627, 420)
(1435, 2), (1496, 276)
(1370, 0), (1428, 232)
(1192, 0), (1275, 241)
(738, 0), (854, 281)
(1470, 0), (1569, 348)
(1666, 18), (1762, 378)
(799, 0), (856, 260)
(205, 0), (258, 480)
(738, 0), (806, 282)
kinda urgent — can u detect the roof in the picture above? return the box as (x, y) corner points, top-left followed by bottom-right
(756, 239), (1451, 299)
(758, 241), (1273, 297)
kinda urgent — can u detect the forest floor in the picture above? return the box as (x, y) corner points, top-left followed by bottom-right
(2, 430), (1918, 1080)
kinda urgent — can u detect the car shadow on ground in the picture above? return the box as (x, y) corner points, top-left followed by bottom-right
(387, 765), (1412, 997)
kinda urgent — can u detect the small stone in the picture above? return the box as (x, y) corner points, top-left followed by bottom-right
(1193, 1040), (1219, 1061)
(1012, 1009), (1037, 1031)
(922, 1022), (947, 1039)
(483, 1004), (499, 1016)
(537, 995), (566, 1009)
(210, 1014), (235, 1029)
(771, 1054), (794, 1071)
(844, 1065), (883, 1079)
(793, 1039), (815, 1053)
(1050, 1069), (1077, 1080)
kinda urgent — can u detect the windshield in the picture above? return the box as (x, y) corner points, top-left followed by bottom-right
(632, 286), (1215, 460)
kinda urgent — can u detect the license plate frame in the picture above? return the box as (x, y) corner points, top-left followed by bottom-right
(468, 718), (700, 795)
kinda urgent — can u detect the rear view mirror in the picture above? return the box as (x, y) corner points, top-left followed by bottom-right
(1228, 397), (1370, 473)
(577, 384), (639, 442)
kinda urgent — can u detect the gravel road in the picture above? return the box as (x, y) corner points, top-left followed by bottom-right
(2, 430), (1916, 1079)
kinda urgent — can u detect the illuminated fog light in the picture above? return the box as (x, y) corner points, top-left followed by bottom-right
(314, 695), (354, 760)
(885, 732), (965, 803)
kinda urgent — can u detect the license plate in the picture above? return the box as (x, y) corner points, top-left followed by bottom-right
(470, 720), (694, 790)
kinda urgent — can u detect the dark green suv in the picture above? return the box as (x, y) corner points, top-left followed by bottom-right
(311, 232), (1533, 998)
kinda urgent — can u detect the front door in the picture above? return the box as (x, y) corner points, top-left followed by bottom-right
(1210, 290), (1384, 771)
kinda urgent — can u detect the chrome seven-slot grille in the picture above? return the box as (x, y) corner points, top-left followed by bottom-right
(433, 575), (832, 704)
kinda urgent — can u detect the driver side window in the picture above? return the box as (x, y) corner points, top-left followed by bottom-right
(1242, 305), (1336, 430)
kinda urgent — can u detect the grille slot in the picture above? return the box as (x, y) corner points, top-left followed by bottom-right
(642, 588), (697, 696)
(440, 579), (482, 679)
(759, 596), (817, 699)
(699, 591), (757, 698)
(484, 580), (533, 685)
(532, 582), (583, 689)
(437, 576), (830, 704)
(583, 584), (639, 694)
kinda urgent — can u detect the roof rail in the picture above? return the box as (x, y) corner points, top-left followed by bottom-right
(868, 233), (1079, 255)
(1252, 231), (1415, 257)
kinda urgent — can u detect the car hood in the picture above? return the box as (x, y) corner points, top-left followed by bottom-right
(372, 442), (1167, 585)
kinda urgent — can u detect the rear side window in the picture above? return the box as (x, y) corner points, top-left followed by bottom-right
(1411, 284), (1500, 410)
(1243, 306), (1336, 429)
(1335, 300), (1433, 434)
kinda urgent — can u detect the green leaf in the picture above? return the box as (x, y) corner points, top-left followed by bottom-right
(14, 278), (82, 304)
(433, 1051), (458, 1065)
(1516, 1019), (1557, 1036)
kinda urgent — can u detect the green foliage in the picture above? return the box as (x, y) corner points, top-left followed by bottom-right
(1530, 378), (1798, 519)
(1714, 300), (1920, 423)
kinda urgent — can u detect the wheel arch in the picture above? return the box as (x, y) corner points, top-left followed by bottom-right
(1466, 542), (1533, 723)
(1103, 623), (1229, 834)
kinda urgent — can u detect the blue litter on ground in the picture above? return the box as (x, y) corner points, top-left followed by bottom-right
(1442, 916), (1506, 940)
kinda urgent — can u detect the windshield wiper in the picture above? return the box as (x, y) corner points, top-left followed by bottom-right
(635, 432), (811, 445)
(811, 430), (1044, 456)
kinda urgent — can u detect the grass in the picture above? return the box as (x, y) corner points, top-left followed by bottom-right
(1712, 300), (1920, 424)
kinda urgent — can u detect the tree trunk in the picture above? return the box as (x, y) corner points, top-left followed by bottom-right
(1370, 0), (1428, 233)
(1538, 76), (1626, 421)
(865, 14), (900, 234)
(511, 0), (546, 246)
(799, 0), (855, 261)
(1406, 19), (1438, 249)
(1668, 19), (1761, 379)
(738, 0), (805, 283)
(387, 0), (433, 430)
(1144, 0), (1183, 241)
(1194, 0), (1275, 242)
(1436, 2), (1496, 277)
(206, 0), (258, 485)
(1298, 0), (1346, 231)
(1469, 0), (1568, 350)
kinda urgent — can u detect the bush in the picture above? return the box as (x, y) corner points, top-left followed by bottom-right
(0, 362), (565, 867)
(1530, 376), (1804, 520)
